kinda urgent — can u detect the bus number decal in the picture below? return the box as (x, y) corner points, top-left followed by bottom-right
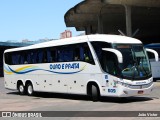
(105, 75), (108, 79)
(108, 89), (116, 93)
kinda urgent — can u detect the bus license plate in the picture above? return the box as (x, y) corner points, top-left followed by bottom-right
(138, 91), (144, 94)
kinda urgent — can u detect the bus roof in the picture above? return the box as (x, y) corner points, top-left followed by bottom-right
(4, 34), (142, 53)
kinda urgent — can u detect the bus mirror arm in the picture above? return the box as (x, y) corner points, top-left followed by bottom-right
(146, 48), (159, 62)
(102, 48), (123, 63)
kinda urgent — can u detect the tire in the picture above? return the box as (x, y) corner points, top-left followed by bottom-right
(153, 79), (157, 82)
(26, 83), (34, 96)
(18, 83), (25, 95)
(91, 85), (99, 102)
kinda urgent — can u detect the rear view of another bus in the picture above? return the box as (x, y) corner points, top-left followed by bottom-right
(145, 43), (160, 81)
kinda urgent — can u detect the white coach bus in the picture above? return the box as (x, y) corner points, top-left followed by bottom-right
(3, 34), (158, 101)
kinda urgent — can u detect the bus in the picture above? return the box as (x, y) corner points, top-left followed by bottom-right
(145, 43), (160, 81)
(3, 34), (158, 101)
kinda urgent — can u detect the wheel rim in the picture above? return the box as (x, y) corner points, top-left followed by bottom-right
(19, 85), (24, 93)
(28, 85), (33, 95)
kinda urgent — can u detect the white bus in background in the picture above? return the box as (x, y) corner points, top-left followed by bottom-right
(3, 34), (158, 101)
(145, 43), (160, 81)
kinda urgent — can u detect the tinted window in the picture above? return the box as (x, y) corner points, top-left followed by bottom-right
(4, 42), (95, 65)
(91, 41), (111, 65)
(91, 42), (111, 59)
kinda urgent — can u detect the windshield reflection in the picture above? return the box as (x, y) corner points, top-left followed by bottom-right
(114, 44), (151, 80)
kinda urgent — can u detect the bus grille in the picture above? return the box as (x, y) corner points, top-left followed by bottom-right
(128, 82), (153, 89)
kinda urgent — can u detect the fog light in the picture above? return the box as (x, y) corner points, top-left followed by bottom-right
(123, 91), (128, 94)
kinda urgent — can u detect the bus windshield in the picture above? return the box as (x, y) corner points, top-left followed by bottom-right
(113, 44), (152, 80)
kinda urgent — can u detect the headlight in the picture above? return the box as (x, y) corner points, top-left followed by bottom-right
(116, 81), (130, 87)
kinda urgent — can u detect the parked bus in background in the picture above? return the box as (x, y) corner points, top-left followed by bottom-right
(145, 43), (160, 81)
(3, 35), (158, 101)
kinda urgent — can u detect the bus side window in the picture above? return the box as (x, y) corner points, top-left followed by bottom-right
(30, 51), (37, 64)
(38, 50), (44, 63)
(91, 41), (111, 65)
(4, 53), (10, 65)
(78, 43), (95, 65)
(83, 44), (95, 65)
(50, 47), (56, 62)
(27, 51), (31, 64)
(57, 46), (74, 62)
(12, 53), (16, 65)
(74, 47), (80, 61)
(47, 48), (52, 63)
(13, 53), (20, 65)
(19, 53), (24, 64)
(80, 47), (84, 61)
(43, 49), (47, 63)
(58, 49), (63, 62)
(31, 52), (33, 63)
(64, 48), (74, 62)
(23, 51), (28, 64)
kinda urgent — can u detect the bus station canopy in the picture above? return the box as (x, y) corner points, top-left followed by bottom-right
(65, 0), (160, 44)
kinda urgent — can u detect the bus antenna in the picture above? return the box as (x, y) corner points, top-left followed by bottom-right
(118, 30), (126, 36)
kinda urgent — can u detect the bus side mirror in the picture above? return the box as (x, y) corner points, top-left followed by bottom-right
(146, 48), (159, 62)
(102, 48), (123, 63)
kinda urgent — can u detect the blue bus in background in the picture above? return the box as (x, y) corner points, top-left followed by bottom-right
(145, 43), (160, 81)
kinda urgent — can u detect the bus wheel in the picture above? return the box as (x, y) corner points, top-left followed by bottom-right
(26, 83), (34, 96)
(18, 83), (25, 95)
(91, 85), (99, 102)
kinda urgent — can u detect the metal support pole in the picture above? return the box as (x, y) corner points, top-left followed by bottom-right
(85, 26), (92, 35)
(125, 5), (132, 37)
(98, 4), (106, 34)
(98, 14), (102, 34)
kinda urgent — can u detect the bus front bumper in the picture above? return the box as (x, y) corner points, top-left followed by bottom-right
(118, 83), (154, 97)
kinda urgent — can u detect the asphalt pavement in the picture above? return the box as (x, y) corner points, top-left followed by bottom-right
(0, 77), (160, 120)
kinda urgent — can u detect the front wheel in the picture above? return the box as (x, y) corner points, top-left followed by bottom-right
(26, 83), (34, 96)
(91, 85), (99, 102)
